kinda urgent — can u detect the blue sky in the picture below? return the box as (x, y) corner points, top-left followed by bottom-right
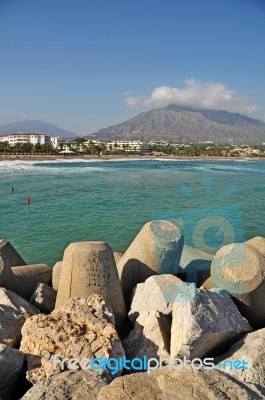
(0, 0), (264, 134)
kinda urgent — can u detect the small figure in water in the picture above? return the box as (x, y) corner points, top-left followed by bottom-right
(26, 196), (31, 205)
(11, 187), (14, 192)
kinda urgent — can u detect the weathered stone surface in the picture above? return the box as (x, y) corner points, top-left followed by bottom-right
(20, 294), (124, 383)
(113, 252), (123, 265)
(0, 239), (24, 291)
(55, 242), (127, 333)
(29, 283), (57, 314)
(98, 367), (261, 400)
(117, 220), (184, 306)
(217, 328), (265, 397)
(129, 274), (183, 323)
(211, 243), (265, 328)
(0, 287), (39, 347)
(123, 310), (170, 361)
(170, 288), (252, 359)
(0, 344), (24, 400)
(20, 370), (110, 400)
(12, 264), (52, 300)
(178, 244), (213, 287)
(52, 261), (62, 291)
(246, 237), (265, 257)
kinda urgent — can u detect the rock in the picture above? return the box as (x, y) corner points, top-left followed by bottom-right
(170, 287), (252, 359)
(117, 221), (184, 306)
(0, 287), (39, 347)
(178, 244), (213, 287)
(55, 242), (127, 334)
(29, 283), (57, 313)
(0, 239), (25, 291)
(20, 370), (110, 400)
(97, 367), (260, 400)
(123, 310), (171, 361)
(216, 328), (265, 397)
(113, 252), (123, 265)
(20, 294), (124, 383)
(0, 239), (26, 267)
(0, 344), (24, 400)
(52, 261), (62, 291)
(211, 243), (265, 328)
(129, 274), (184, 323)
(246, 237), (265, 257)
(12, 264), (52, 300)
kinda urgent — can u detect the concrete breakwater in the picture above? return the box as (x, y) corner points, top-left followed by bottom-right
(0, 221), (265, 399)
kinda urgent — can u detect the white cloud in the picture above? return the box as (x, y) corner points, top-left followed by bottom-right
(124, 79), (261, 115)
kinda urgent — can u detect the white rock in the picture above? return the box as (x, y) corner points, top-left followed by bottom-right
(123, 310), (171, 361)
(0, 287), (39, 347)
(170, 288), (252, 359)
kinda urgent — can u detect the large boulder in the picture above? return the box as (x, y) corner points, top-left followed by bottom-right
(0, 239), (25, 291)
(20, 370), (110, 400)
(20, 294), (124, 384)
(0, 287), (39, 347)
(117, 221), (184, 306)
(178, 244), (213, 287)
(216, 328), (265, 397)
(29, 283), (57, 314)
(12, 263), (52, 300)
(129, 274), (184, 323)
(97, 368), (260, 400)
(123, 310), (171, 361)
(52, 261), (62, 291)
(0, 344), (24, 400)
(55, 242), (127, 334)
(211, 243), (265, 328)
(170, 288), (252, 359)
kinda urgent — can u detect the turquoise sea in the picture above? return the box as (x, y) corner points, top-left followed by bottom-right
(0, 158), (264, 267)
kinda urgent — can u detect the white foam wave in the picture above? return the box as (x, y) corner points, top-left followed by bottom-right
(0, 160), (106, 173)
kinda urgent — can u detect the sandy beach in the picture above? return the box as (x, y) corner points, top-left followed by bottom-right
(0, 154), (262, 162)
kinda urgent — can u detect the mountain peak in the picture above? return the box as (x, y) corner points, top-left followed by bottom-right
(89, 105), (265, 144)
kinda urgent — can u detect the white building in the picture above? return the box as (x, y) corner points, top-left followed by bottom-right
(0, 132), (51, 146)
(106, 140), (150, 153)
(50, 136), (60, 148)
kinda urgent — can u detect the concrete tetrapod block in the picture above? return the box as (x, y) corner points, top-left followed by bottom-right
(12, 264), (52, 300)
(246, 236), (265, 257)
(178, 244), (213, 287)
(117, 220), (184, 306)
(52, 261), (62, 291)
(211, 243), (265, 328)
(55, 242), (127, 334)
(0, 239), (25, 291)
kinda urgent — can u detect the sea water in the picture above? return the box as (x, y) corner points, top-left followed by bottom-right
(0, 158), (264, 266)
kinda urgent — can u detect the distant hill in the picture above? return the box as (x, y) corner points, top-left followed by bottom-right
(0, 120), (77, 138)
(89, 105), (265, 144)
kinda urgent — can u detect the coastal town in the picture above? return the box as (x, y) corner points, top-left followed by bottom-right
(0, 132), (265, 158)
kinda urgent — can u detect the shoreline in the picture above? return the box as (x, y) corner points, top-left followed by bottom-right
(0, 154), (264, 162)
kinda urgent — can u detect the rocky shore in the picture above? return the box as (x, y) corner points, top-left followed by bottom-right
(0, 221), (265, 399)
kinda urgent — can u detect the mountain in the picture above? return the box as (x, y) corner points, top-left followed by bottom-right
(89, 105), (265, 144)
(0, 120), (77, 138)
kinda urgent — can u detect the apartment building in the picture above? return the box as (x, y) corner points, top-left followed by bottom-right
(106, 140), (150, 153)
(0, 132), (51, 146)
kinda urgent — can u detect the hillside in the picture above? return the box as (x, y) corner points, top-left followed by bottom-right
(0, 120), (77, 138)
(89, 105), (265, 143)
